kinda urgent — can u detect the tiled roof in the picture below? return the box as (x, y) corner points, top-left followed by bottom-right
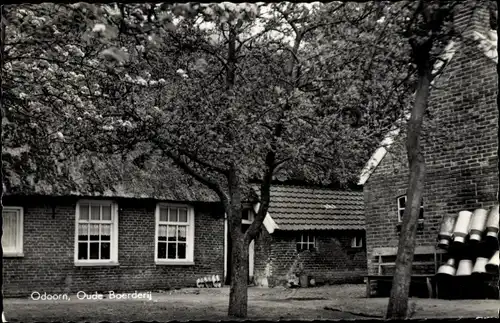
(257, 185), (365, 231)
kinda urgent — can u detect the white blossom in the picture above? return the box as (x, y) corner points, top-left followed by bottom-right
(74, 48), (85, 57)
(158, 78), (166, 84)
(135, 76), (147, 86)
(56, 131), (64, 139)
(92, 23), (106, 32)
(88, 59), (99, 67)
(19, 92), (27, 99)
(103, 125), (114, 131)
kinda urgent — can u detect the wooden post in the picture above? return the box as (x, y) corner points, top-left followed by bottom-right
(366, 277), (372, 298)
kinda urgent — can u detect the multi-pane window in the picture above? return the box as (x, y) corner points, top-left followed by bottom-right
(351, 236), (363, 248)
(2, 207), (23, 257)
(297, 233), (316, 252)
(75, 200), (118, 265)
(155, 204), (194, 264)
(397, 195), (424, 222)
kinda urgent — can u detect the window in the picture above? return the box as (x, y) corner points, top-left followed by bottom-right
(2, 207), (24, 257)
(155, 204), (195, 265)
(397, 195), (424, 222)
(297, 233), (315, 252)
(75, 200), (118, 266)
(242, 209), (254, 224)
(351, 236), (363, 248)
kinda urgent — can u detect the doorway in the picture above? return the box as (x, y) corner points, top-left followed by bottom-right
(224, 209), (255, 285)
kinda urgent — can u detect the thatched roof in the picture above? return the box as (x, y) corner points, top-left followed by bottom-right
(2, 151), (220, 202)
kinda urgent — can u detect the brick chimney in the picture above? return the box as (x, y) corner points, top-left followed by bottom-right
(453, 0), (492, 39)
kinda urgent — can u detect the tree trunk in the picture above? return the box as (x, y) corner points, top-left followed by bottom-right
(228, 229), (249, 317)
(386, 67), (432, 319)
(226, 168), (249, 318)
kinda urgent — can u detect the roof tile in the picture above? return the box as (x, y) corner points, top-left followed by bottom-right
(257, 185), (365, 231)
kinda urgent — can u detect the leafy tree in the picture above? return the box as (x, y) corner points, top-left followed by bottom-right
(383, 0), (462, 319)
(2, 2), (414, 319)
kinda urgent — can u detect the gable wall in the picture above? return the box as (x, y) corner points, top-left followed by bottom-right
(363, 37), (498, 275)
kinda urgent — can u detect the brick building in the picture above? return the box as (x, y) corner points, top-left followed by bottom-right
(252, 186), (367, 287)
(358, 1), (499, 295)
(2, 192), (226, 297)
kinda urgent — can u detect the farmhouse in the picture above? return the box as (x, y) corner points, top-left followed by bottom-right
(252, 185), (366, 287)
(2, 186), (228, 297)
(2, 153), (366, 296)
(359, 2), (499, 297)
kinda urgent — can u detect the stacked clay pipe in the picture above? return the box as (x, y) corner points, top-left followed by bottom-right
(436, 204), (499, 277)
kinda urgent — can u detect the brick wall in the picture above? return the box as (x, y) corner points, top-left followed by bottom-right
(254, 229), (367, 287)
(363, 4), (498, 276)
(2, 196), (225, 297)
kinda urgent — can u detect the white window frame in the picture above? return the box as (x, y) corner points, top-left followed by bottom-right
(397, 195), (424, 223)
(74, 199), (119, 266)
(297, 233), (316, 252)
(154, 203), (195, 265)
(2, 206), (24, 257)
(351, 236), (363, 248)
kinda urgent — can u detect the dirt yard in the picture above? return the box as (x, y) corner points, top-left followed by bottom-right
(4, 284), (499, 322)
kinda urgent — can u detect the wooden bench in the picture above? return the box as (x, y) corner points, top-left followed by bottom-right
(365, 274), (436, 298)
(365, 246), (446, 298)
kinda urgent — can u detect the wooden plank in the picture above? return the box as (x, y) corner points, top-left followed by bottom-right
(377, 255), (382, 275)
(379, 261), (437, 267)
(372, 246), (446, 256)
(365, 274), (434, 280)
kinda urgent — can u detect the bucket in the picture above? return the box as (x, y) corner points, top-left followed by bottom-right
(485, 205), (499, 239)
(453, 211), (472, 243)
(485, 250), (499, 274)
(438, 213), (457, 248)
(472, 257), (489, 274)
(469, 209), (488, 242)
(299, 274), (309, 288)
(456, 259), (473, 276)
(437, 258), (456, 276)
